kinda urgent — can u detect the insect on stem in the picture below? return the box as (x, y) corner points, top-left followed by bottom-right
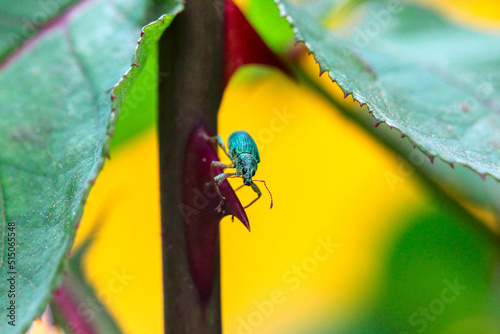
(211, 131), (273, 213)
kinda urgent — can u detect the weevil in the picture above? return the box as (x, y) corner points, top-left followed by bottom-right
(207, 130), (273, 212)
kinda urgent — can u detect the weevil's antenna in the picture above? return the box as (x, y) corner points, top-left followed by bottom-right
(228, 176), (274, 209)
(253, 179), (273, 209)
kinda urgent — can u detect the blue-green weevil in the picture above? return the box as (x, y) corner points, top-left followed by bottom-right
(207, 130), (273, 212)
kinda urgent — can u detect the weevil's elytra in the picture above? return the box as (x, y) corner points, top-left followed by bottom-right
(228, 131), (260, 186)
(206, 130), (273, 212)
(228, 131), (260, 163)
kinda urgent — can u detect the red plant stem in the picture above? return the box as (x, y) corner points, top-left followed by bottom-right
(158, 0), (225, 333)
(224, 0), (291, 85)
(52, 279), (98, 334)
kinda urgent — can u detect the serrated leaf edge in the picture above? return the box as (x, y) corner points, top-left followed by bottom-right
(275, 0), (497, 182)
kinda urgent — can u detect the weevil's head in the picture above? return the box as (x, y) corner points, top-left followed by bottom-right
(237, 153), (258, 186)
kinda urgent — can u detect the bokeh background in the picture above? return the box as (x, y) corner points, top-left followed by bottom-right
(29, 0), (500, 333)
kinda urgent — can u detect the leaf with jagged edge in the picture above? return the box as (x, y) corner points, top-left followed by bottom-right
(275, 0), (500, 180)
(0, 1), (183, 333)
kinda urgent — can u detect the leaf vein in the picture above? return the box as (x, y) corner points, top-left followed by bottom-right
(63, 26), (100, 130)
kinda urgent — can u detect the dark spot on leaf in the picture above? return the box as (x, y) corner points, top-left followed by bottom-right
(460, 102), (470, 113)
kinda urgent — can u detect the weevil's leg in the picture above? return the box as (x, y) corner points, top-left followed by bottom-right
(214, 135), (231, 160)
(210, 161), (235, 195)
(212, 171), (235, 199)
(242, 182), (262, 209)
(214, 172), (236, 185)
(213, 172), (237, 212)
(210, 161), (235, 212)
(233, 184), (245, 192)
(210, 161), (234, 179)
(204, 134), (232, 160)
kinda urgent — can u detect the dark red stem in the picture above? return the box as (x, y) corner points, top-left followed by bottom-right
(224, 0), (291, 85)
(52, 279), (98, 334)
(158, 0), (226, 333)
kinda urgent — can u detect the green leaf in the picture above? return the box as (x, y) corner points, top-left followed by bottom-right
(246, 0), (294, 53)
(275, 0), (500, 180)
(0, 1), (182, 332)
(110, 47), (159, 150)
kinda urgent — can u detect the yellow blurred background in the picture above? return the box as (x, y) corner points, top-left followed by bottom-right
(70, 64), (426, 334)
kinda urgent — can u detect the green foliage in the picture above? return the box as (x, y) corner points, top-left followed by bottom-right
(246, 0), (294, 52)
(0, 1), (182, 332)
(111, 48), (159, 150)
(275, 0), (500, 180)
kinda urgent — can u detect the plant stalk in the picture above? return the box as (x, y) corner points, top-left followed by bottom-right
(158, 0), (224, 332)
